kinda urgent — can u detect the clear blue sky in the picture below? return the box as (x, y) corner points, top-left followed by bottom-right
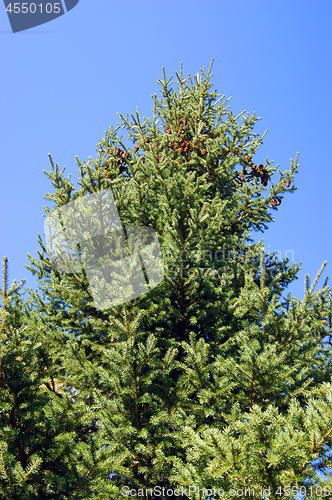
(1, 1), (332, 493)
(0, 0), (331, 304)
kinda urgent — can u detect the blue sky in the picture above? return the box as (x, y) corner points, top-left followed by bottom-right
(1, 1), (332, 494)
(0, 1), (331, 305)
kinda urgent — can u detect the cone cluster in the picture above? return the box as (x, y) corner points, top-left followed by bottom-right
(100, 116), (292, 199)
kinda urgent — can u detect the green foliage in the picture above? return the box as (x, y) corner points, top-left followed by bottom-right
(1, 59), (332, 499)
(0, 256), (109, 498)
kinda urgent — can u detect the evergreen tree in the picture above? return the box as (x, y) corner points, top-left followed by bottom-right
(0, 256), (109, 498)
(1, 59), (331, 499)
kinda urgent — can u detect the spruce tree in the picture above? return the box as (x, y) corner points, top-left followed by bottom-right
(2, 59), (331, 499)
(0, 256), (104, 499)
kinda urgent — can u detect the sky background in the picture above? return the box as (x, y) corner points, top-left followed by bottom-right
(0, 0), (332, 493)
(0, 1), (331, 307)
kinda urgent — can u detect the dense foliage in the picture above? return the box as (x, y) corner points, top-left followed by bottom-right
(1, 60), (331, 499)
